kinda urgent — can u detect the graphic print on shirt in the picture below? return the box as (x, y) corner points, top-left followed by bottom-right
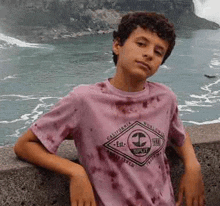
(104, 121), (165, 166)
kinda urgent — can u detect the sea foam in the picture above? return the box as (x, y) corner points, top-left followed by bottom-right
(0, 33), (50, 49)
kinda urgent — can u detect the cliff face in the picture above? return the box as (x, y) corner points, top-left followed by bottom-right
(0, 0), (194, 12)
(0, 0), (219, 42)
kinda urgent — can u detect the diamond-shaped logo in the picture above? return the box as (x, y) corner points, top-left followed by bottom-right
(104, 121), (165, 166)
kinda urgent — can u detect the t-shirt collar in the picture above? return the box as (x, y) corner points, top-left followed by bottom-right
(105, 78), (150, 98)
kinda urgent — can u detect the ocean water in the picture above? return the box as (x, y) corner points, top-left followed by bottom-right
(0, 28), (220, 146)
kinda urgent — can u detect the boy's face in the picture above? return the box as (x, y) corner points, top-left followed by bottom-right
(113, 27), (169, 81)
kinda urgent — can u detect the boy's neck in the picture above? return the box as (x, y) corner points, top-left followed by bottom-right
(109, 75), (146, 92)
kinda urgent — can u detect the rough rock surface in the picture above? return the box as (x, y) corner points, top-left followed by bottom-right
(0, 0), (219, 42)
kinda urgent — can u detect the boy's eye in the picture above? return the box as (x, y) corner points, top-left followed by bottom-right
(155, 50), (163, 56)
(137, 42), (146, 47)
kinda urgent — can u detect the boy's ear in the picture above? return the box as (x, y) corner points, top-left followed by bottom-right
(112, 38), (121, 55)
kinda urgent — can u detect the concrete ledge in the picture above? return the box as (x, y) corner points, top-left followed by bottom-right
(0, 141), (78, 206)
(0, 124), (220, 206)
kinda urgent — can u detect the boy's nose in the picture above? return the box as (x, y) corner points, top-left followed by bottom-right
(142, 48), (153, 61)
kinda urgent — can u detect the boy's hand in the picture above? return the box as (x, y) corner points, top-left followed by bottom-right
(70, 166), (97, 206)
(176, 163), (205, 206)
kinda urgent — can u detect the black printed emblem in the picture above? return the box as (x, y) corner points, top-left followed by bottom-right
(128, 130), (151, 157)
(104, 121), (165, 166)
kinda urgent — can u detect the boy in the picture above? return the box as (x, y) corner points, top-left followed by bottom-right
(14, 12), (205, 206)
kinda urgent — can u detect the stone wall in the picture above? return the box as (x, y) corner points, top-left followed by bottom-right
(0, 123), (220, 205)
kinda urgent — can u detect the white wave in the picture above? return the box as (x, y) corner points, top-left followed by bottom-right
(178, 105), (196, 112)
(179, 78), (220, 117)
(201, 78), (220, 92)
(213, 52), (220, 56)
(0, 95), (61, 139)
(0, 33), (49, 49)
(6, 126), (27, 138)
(0, 104), (42, 124)
(1, 75), (17, 81)
(185, 100), (212, 107)
(193, 0), (220, 25)
(160, 65), (171, 70)
(178, 54), (191, 57)
(0, 58), (12, 62)
(211, 58), (220, 66)
(0, 106), (40, 124)
(0, 94), (37, 101)
(183, 117), (220, 125)
(0, 94), (60, 102)
(0, 45), (6, 49)
(0, 95), (61, 125)
(176, 39), (184, 45)
(104, 66), (115, 73)
(190, 94), (220, 103)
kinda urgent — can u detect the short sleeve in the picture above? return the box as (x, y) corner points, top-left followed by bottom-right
(30, 89), (81, 154)
(168, 103), (186, 147)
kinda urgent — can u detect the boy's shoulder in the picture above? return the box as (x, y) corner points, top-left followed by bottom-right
(148, 81), (177, 99)
(72, 83), (91, 94)
(149, 81), (172, 90)
(69, 82), (106, 100)
(71, 82), (102, 94)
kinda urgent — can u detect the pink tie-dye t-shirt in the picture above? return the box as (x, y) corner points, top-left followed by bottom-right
(31, 79), (185, 206)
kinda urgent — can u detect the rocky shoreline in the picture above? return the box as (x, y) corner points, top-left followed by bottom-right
(1, 23), (116, 43)
(0, 7), (123, 43)
(0, 0), (219, 43)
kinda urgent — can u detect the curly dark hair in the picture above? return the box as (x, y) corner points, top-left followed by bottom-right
(113, 12), (176, 65)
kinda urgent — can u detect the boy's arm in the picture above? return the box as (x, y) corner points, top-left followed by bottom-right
(173, 132), (205, 206)
(14, 129), (97, 206)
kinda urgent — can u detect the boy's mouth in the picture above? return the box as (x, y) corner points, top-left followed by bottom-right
(136, 61), (151, 72)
